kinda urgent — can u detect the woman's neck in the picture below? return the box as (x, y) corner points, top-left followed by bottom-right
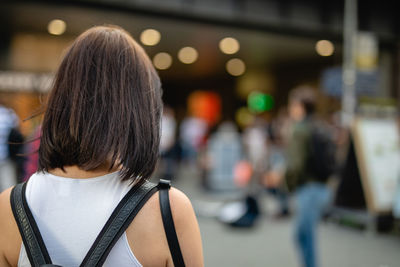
(49, 164), (120, 179)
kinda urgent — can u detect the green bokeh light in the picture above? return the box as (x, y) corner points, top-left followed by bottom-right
(247, 92), (274, 113)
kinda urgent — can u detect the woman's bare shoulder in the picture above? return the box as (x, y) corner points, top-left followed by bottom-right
(0, 187), (14, 230)
(134, 186), (199, 232)
(0, 187), (21, 267)
(168, 188), (204, 267)
(126, 186), (204, 267)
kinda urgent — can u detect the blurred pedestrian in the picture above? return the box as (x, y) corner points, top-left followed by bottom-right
(159, 106), (178, 180)
(179, 115), (208, 166)
(205, 121), (242, 191)
(7, 127), (25, 183)
(0, 25), (203, 267)
(0, 103), (19, 192)
(242, 117), (268, 179)
(262, 117), (290, 218)
(285, 86), (334, 267)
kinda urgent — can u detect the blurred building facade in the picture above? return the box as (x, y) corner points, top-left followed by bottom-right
(0, 0), (399, 134)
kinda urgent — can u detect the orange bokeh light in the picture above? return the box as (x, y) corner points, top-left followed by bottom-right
(188, 91), (221, 126)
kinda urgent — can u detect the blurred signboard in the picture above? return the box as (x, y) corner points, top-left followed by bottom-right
(356, 32), (378, 71)
(352, 117), (400, 213)
(0, 71), (53, 92)
(322, 31), (379, 98)
(321, 67), (379, 97)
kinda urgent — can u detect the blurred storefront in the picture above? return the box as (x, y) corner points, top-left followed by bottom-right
(0, 0), (399, 134)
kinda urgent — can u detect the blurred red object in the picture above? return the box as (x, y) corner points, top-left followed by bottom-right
(23, 126), (41, 181)
(188, 91), (221, 126)
(234, 160), (253, 187)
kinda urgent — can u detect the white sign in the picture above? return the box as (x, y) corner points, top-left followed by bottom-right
(0, 71), (53, 92)
(353, 118), (400, 213)
(356, 32), (378, 70)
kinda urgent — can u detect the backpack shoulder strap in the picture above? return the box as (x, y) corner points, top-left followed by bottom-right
(10, 182), (53, 266)
(158, 179), (186, 267)
(80, 180), (159, 267)
(10, 179), (185, 267)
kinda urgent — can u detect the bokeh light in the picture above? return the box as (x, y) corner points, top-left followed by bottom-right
(188, 91), (221, 125)
(235, 107), (255, 128)
(315, 40), (334, 56)
(236, 71), (275, 100)
(47, 19), (66, 35)
(178, 47), (198, 64)
(247, 92), (274, 113)
(153, 52), (172, 70)
(219, 37), (240, 54)
(226, 58), (246, 76)
(140, 29), (161, 46)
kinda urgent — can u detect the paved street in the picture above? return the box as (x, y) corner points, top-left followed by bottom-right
(169, 165), (400, 267)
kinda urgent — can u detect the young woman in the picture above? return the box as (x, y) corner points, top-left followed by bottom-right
(0, 25), (203, 267)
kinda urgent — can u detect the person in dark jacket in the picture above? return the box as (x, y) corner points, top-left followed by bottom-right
(7, 127), (25, 183)
(286, 86), (332, 267)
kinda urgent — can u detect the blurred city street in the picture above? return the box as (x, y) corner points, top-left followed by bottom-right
(171, 165), (400, 267)
(1, 1), (400, 267)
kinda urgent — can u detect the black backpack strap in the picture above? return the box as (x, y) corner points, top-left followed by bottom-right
(10, 179), (185, 267)
(158, 179), (186, 267)
(10, 182), (53, 266)
(80, 180), (159, 267)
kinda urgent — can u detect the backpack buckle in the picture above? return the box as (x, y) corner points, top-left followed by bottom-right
(158, 179), (171, 189)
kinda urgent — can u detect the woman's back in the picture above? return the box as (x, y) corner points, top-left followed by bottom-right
(18, 172), (140, 267)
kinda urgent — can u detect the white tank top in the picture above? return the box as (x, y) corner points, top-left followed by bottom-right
(18, 171), (142, 267)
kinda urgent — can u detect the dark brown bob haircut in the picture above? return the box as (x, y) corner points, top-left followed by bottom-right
(38, 25), (162, 182)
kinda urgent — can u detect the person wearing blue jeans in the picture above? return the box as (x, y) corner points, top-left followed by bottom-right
(295, 182), (332, 267)
(285, 86), (335, 267)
